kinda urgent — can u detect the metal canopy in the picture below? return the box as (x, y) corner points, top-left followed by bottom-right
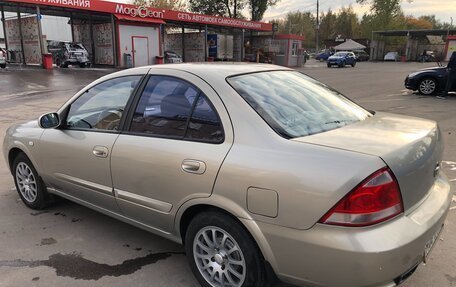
(374, 29), (456, 37)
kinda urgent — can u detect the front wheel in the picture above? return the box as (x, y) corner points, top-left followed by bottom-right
(351, 62), (356, 67)
(418, 78), (437, 95)
(327, 63), (331, 68)
(0, 63), (5, 69)
(12, 153), (51, 210)
(185, 211), (266, 287)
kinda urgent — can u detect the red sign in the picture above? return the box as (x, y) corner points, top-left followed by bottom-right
(3, 0), (273, 31)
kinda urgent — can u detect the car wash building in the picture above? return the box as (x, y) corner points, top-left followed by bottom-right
(0, 0), (273, 67)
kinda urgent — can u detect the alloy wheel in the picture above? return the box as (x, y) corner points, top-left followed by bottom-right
(419, 79), (436, 95)
(193, 226), (246, 287)
(15, 162), (38, 203)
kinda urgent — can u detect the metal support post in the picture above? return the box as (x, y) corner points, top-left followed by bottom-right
(204, 24), (208, 61)
(17, 4), (26, 64)
(111, 14), (117, 66)
(36, 6), (45, 66)
(1, 5), (8, 52)
(181, 24), (185, 62)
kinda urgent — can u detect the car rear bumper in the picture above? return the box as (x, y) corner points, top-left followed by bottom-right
(252, 173), (452, 287)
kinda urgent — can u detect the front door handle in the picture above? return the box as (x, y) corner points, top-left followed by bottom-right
(93, 146), (109, 158)
(182, 159), (206, 175)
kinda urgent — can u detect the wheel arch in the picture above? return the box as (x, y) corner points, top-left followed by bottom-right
(418, 75), (440, 94)
(175, 198), (280, 276)
(7, 144), (40, 175)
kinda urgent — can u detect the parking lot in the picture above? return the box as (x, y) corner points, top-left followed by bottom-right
(0, 61), (455, 287)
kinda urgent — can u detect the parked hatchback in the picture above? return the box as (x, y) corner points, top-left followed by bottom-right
(3, 64), (452, 287)
(47, 41), (91, 68)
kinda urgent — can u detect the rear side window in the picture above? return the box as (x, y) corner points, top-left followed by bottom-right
(129, 76), (223, 143)
(228, 71), (370, 138)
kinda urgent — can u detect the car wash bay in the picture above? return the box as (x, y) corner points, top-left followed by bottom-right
(0, 0), (273, 68)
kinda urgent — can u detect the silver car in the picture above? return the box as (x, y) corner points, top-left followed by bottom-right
(2, 64), (453, 287)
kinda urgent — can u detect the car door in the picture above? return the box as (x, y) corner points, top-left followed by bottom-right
(110, 70), (233, 233)
(37, 74), (144, 212)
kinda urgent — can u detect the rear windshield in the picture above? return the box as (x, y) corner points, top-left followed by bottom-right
(67, 43), (85, 50)
(227, 71), (370, 138)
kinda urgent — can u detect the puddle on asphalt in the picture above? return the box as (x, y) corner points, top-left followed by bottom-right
(0, 251), (183, 280)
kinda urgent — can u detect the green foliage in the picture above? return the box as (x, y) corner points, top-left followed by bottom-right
(132, 0), (186, 10)
(276, 11), (316, 47)
(188, 0), (245, 18)
(249, 0), (279, 21)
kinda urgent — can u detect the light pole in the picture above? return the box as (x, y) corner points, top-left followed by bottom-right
(316, 0), (319, 52)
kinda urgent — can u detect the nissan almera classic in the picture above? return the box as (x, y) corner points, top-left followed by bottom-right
(3, 64), (452, 287)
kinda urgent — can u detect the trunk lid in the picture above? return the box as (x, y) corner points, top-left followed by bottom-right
(293, 112), (443, 212)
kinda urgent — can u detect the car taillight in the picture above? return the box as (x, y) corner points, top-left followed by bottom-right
(319, 167), (403, 227)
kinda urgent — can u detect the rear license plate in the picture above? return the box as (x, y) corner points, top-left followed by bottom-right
(423, 224), (443, 262)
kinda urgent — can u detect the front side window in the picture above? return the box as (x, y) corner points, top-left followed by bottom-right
(228, 71), (370, 138)
(130, 76), (223, 143)
(66, 76), (141, 131)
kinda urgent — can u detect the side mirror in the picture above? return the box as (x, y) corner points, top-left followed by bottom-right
(38, 113), (60, 129)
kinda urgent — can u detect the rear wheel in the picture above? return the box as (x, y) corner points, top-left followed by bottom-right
(0, 63), (5, 69)
(418, 78), (437, 95)
(351, 61), (356, 67)
(79, 63), (86, 68)
(327, 63), (331, 68)
(185, 211), (266, 287)
(12, 153), (51, 210)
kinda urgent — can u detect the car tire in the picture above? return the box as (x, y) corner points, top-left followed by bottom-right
(418, 78), (437, 95)
(12, 153), (51, 210)
(61, 62), (68, 68)
(352, 62), (356, 67)
(79, 63), (86, 68)
(185, 211), (266, 287)
(327, 63), (331, 68)
(0, 63), (5, 69)
(55, 57), (61, 67)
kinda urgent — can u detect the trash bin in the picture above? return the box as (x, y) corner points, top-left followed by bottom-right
(155, 55), (164, 64)
(42, 53), (53, 70)
(124, 53), (133, 68)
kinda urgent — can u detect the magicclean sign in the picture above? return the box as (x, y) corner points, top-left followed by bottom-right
(115, 4), (164, 18)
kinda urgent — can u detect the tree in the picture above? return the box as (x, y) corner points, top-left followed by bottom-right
(356, 0), (403, 31)
(319, 9), (337, 42)
(404, 16), (433, 30)
(277, 11), (316, 48)
(334, 6), (360, 39)
(132, 0), (186, 10)
(248, 0), (280, 21)
(188, 0), (245, 18)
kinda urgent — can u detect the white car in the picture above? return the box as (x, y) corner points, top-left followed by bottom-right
(0, 48), (6, 69)
(384, 51), (399, 62)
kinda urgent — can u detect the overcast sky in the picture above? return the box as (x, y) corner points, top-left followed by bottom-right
(262, 0), (455, 23)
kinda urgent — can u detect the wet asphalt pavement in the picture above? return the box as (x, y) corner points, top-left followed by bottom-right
(0, 62), (455, 287)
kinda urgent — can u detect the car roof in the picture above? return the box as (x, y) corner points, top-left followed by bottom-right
(112, 63), (292, 79)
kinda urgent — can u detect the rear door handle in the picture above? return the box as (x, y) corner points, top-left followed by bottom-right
(93, 146), (109, 158)
(182, 159), (206, 175)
